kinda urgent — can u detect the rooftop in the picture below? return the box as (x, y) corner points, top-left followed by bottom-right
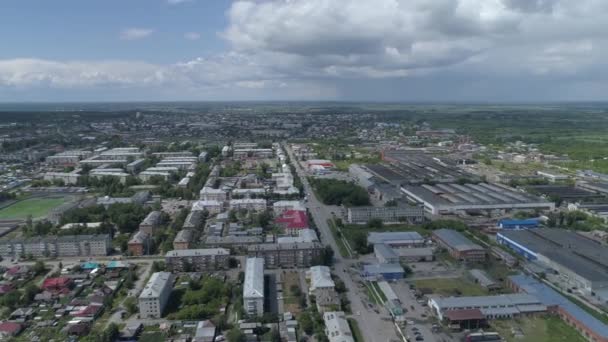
(243, 258), (264, 299)
(367, 231), (424, 245)
(139, 272), (173, 299)
(433, 229), (484, 252)
(165, 248), (229, 257)
(510, 274), (608, 338)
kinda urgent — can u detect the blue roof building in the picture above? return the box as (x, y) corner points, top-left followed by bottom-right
(510, 274), (608, 341)
(362, 263), (404, 281)
(498, 218), (540, 230)
(81, 262), (100, 270)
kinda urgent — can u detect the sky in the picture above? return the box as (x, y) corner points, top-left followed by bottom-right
(0, 0), (607, 102)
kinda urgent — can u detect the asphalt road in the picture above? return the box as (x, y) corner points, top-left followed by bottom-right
(285, 143), (400, 342)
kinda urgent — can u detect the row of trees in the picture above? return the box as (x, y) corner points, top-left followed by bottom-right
(309, 178), (370, 206)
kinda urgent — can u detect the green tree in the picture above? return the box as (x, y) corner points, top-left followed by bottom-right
(33, 260), (46, 275)
(227, 327), (246, 342)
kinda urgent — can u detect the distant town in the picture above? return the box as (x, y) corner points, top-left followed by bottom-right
(1, 103), (608, 342)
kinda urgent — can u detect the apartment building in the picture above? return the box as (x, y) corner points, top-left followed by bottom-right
(165, 248), (230, 272)
(138, 272), (174, 319)
(173, 229), (194, 250)
(0, 235), (110, 258)
(229, 199), (267, 212)
(128, 231), (150, 256)
(243, 258), (265, 316)
(247, 242), (323, 268)
(139, 211), (162, 234)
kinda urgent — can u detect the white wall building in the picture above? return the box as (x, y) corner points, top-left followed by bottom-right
(243, 257), (265, 316)
(323, 311), (354, 342)
(138, 272), (174, 319)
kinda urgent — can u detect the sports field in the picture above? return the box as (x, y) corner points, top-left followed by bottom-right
(0, 197), (68, 219)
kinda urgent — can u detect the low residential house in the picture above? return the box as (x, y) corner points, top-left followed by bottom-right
(41, 277), (73, 294)
(9, 308), (34, 321)
(34, 291), (54, 302)
(119, 323), (143, 341)
(194, 320), (216, 342)
(0, 322), (23, 338)
(0, 283), (14, 295)
(3, 265), (30, 280)
(72, 303), (104, 319)
(66, 322), (91, 337)
(275, 210), (309, 235)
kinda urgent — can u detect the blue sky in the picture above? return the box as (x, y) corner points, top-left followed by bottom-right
(0, 0), (229, 63)
(0, 0), (607, 102)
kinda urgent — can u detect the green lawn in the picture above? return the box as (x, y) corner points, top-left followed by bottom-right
(0, 197), (68, 219)
(347, 318), (365, 342)
(327, 219), (351, 257)
(492, 316), (586, 342)
(414, 277), (488, 296)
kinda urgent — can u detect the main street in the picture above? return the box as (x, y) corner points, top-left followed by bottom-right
(285, 143), (400, 342)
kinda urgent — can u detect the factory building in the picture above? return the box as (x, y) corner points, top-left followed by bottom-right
(374, 244), (400, 264)
(498, 229), (608, 297)
(429, 293), (546, 321)
(498, 218), (540, 230)
(432, 229), (486, 263)
(367, 231), (425, 248)
(509, 275), (608, 342)
(361, 263), (405, 281)
(346, 206), (425, 224)
(401, 182), (554, 215)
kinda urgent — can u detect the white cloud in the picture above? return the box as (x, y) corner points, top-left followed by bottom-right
(3, 0), (608, 101)
(184, 32), (201, 40)
(120, 28), (154, 40)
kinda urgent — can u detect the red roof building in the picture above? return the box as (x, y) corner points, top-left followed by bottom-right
(443, 309), (486, 331)
(0, 322), (23, 337)
(275, 210), (309, 235)
(41, 277), (73, 293)
(72, 304), (104, 318)
(0, 284), (15, 295)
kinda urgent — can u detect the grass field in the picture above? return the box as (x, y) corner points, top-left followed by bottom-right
(492, 316), (586, 342)
(348, 318), (365, 342)
(0, 197), (68, 219)
(414, 277), (488, 296)
(327, 219), (352, 257)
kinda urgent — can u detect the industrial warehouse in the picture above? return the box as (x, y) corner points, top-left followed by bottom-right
(364, 151), (476, 185)
(401, 182), (555, 215)
(497, 229), (608, 298)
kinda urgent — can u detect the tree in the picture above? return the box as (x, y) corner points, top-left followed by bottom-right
(102, 323), (119, 342)
(227, 327), (246, 342)
(299, 311), (314, 335)
(33, 260), (46, 275)
(271, 327), (281, 342)
(22, 284), (39, 305)
(124, 297), (138, 314)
